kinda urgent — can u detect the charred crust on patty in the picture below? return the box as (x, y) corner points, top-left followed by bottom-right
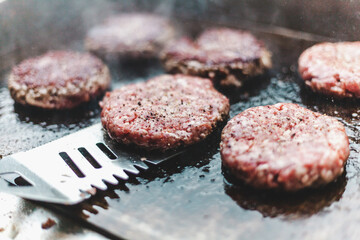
(8, 51), (111, 109)
(220, 103), (349, 191)
(161, 28), (272, 88)
(85, 13), (176, 59)
(299, 42), (360, 98)
(100, 74), (230, 151)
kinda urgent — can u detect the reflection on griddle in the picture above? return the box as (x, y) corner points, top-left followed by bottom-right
(220, 72), (272, 105)
(106, 58), (164, 88)
(300, 85), (360, 122)
(224, 167), (346, 218)
(14, 100), (101, 127)
(47, 185), (124, 220)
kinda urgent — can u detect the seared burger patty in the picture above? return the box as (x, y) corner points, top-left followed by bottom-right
(100, 74), (230, 151)
(161, 28), (272, 87)
(85, 13), (176, 58)
(299, 42), (360, 98)
(220, 103), (349, 191)
(8, 51), (110, 109)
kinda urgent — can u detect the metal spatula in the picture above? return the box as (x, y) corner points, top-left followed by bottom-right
(0, 123), (180, 205)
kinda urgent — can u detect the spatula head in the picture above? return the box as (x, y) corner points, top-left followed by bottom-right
(0, 123), (181, 205)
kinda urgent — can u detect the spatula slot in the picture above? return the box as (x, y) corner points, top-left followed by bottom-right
(0, 172), (33, 186)
(96, 143), (117, 160)
(59, 152), (86, 178)
(14, 176), (32, 186)
(78, 147), (102, 169)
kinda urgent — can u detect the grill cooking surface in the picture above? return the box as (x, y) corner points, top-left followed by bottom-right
(1, 16), (360, 240)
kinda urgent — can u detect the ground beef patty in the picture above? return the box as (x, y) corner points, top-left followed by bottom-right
(100, 74), (230, 151)
(220, 103), (349, 191)
(85, 13), (176, 58)
(299, 42), (360, 98)
(8, 51), (110, 109)
(161, 28), (272, 87)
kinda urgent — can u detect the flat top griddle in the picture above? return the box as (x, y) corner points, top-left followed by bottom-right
(1, 4), (360, 240)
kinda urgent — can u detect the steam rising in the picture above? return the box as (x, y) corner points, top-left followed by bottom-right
(1, 0), (360, 73)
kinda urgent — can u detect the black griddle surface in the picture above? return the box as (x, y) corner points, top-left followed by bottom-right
(1, 26), (360, 240)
